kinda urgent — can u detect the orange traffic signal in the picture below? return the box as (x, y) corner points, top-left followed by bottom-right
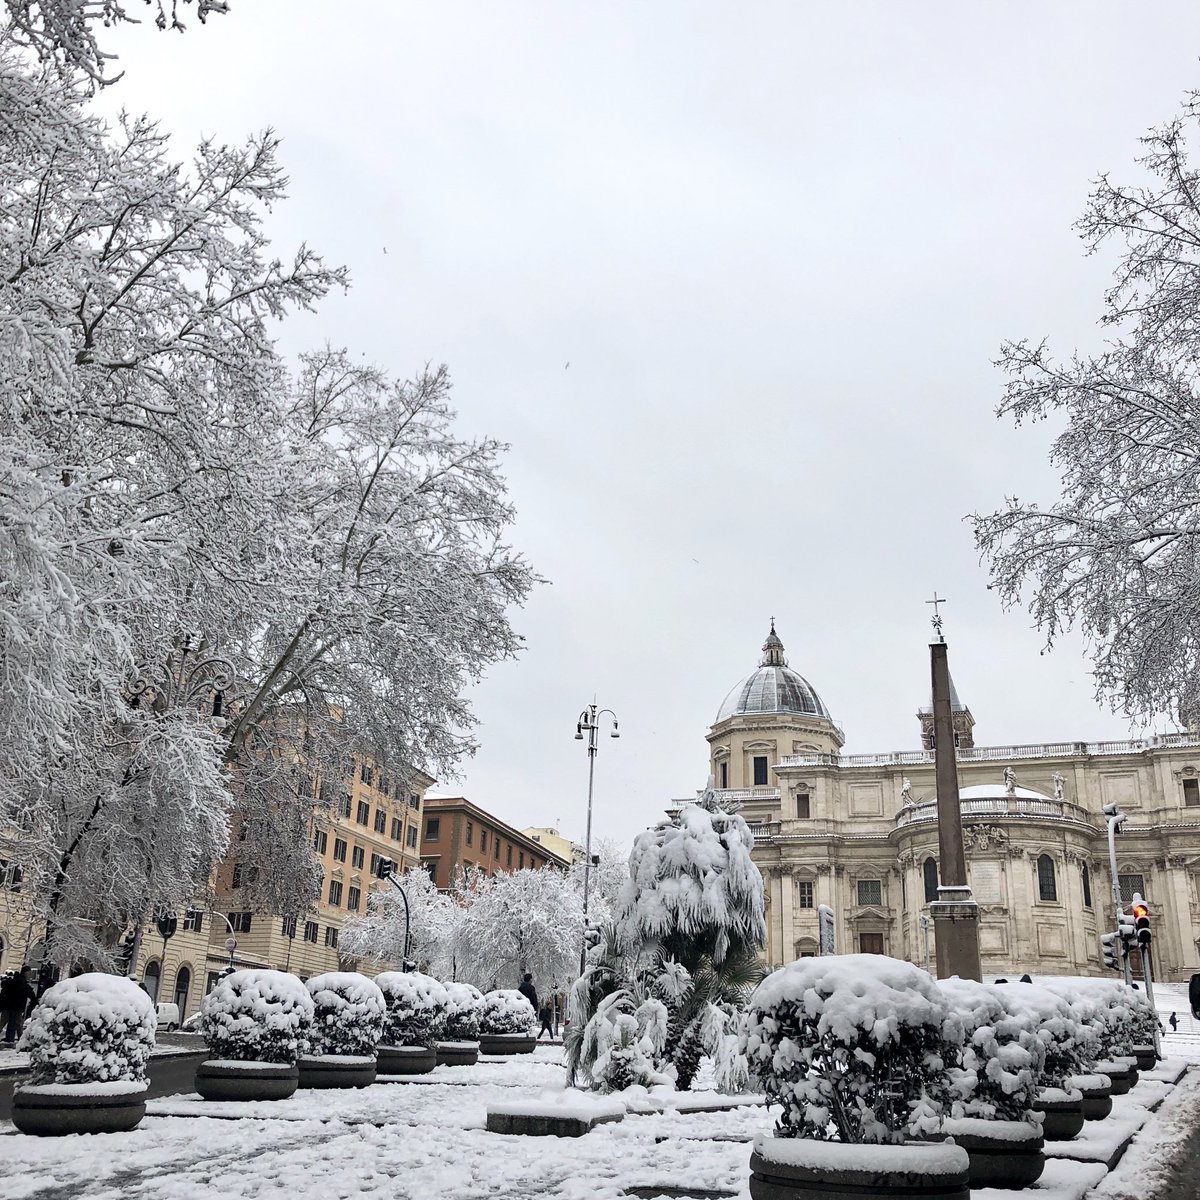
(1133, 902), (1149, 919)
(1134, 902), (1152, 946)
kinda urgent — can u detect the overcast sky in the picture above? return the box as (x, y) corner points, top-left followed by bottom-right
(99, 3), (1200, 849)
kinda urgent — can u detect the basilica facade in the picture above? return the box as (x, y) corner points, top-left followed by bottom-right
(685, 624), (1200, 982)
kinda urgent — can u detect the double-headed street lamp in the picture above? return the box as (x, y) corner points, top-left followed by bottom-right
(575, 703), (619, 974)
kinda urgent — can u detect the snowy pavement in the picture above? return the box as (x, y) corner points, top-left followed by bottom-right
(0, 1042), (1198, 1200)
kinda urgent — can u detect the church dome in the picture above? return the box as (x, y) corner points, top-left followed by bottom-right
(715, 623), (832, 723)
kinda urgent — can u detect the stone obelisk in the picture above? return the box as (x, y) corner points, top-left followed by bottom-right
(927, 596), (981, 981)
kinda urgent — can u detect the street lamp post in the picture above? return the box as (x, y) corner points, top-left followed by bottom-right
(1103, 804), (1132, 986)
(575, 703), (619, 975)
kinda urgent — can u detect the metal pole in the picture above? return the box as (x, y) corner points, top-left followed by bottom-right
(385, 876), (412, 968)
(1142, 938), (1162, 1057)
(1106, 815), (1132, 987)
(580, 708), (597, 976)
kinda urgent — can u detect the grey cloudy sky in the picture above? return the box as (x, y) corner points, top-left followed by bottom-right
(101, 2), (1200, 848)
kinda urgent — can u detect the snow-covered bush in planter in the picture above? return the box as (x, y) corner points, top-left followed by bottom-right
(21, 973), (156, 1086)
(938, 978), (1044, 1121)
(305, 972), (387, 1056)
(1042, 978), (1146, 1061)
(480, 988), (536, 1035)
(375, 971), (450, 1047)
(580, 989), (670, 1092)
(742, 954), (952, 1144)
(200, 969), (314, 1064)
(442, 982), (484, 1040)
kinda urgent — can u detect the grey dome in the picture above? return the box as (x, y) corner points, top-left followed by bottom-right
(715, 624), (832, 723)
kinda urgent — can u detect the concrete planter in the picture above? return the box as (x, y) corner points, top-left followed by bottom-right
(12, 1082), (148, 1136)
(377, 1044), (437, 1076)
(1095, 1061), (1134, 1096)
(1132, 1046), (1158, 1072)
(943, 1119), (1045, 1189)
(297, 1054), (377, 1089)
(436, 1040), (480, 1067)
(1032, 1091), (1085, 1141)
(195, 1060), (299, 1102)
(1069, 1074), (1113, 1121)
(749, 1139), (970, 1200)
(478, 1033), (536, 1056)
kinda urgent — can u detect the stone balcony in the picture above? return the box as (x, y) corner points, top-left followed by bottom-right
(894, 794), (1099, 831)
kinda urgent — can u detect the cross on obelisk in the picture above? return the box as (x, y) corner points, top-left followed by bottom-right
(926, 593), (981, 980)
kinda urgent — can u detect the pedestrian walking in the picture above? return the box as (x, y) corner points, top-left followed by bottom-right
(1169, 1011), (1179, 1032)
(537, 1002), (554, 1041)
(518, 972), (539, 1014)
(1, 965), (37, 1047)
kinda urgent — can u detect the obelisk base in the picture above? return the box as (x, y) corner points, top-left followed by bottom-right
(931, 888), (981, 981)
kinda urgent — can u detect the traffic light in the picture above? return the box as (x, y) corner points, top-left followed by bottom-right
(1117, 908), (1136, 951)
(376, 858), (395, 880)
(1101, 932), (1120, 970)
(1134, 899), (1152, 946)
(115, 930), (137, 975)
(583, 923), (602, 952)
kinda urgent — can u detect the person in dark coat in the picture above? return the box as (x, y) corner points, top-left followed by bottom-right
(1, 966), (37, 1046)
(537, 1002), (554, 1040)
(518, 972), (538, 1014)
(1170, 1011), (1179, 1032)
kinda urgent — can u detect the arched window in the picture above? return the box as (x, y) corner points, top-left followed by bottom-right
(1081, 863), (1092, 908)
(1037, 854), (1058, 902)
(923, 857), (939, 904)
(143, 960), (161, 1003)
(174, 966), (192, 1017)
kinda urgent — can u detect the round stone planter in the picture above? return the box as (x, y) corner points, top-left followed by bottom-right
(436, 1040), (480, 1067)
(1095, 1061), (1134, 1096)
(1032, 1088), (1085, 1141)
(749, 1138), (970, 1200)
(195, 1060), (299, 1102)
(478, 1033), (536, 1056)
(1132, 1045), (1158, 1072)
(12, 1081), (148, 1136)
(1068, 1074), (1113, 1121)
(943, 1118), (1045, 1189)
(377, 1044), (437, 1076)
(297, 1054), (377, 1089)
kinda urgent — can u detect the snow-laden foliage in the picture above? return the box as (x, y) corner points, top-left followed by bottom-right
(304, 972), (386, 1058)
(1040, 977), (1150, 1061)
(375, 971), (450, 1048)
(615, 800), (764, 966)
(340, 869), (459, 976)
(442, 982), (483, 1041)
(742, 955), (952, 1144)
(938, 978), (1044, 1122)
(973, 90), (1200, 725)
(479, 989), (536, 1035)
(20, 972), (155, 1085)
(198, 970), (313, 1065)
(0, 49), (536, 967)
(451, 868), (582, 992)
(566, 837), (629, 929)
(997, 983), (1092, 1088)
(580, 990), (671, 1093)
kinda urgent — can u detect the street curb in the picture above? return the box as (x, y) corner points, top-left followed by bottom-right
(0, 1047), (206, 1079)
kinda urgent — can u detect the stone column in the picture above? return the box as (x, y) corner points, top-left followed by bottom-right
(780, 873), (795, 962)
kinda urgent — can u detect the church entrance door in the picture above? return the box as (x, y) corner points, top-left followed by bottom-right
(859, 933), (884, 955)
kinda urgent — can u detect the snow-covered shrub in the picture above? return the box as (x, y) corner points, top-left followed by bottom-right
(442, 982), (484, 1040)
(376, 971), (451, 1047)
(998, 983), (1090, 1088)
(580, 990), (670, 1092)
(480, 988), (536, 1035)
(742, 954), (952, 1144)
(305, 972), (387, 1057)
(20, 973), (156, 1086)
(938, 978), (1044, 1122)
(199, 970), (314, 1064)
(1041, 978), (1152, 1060)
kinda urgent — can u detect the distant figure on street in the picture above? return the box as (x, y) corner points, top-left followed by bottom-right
(1170, 1011), (1179, 1032)
(537, 1002), (554, 1041)
(1, 966), (37, 1046)
(518, 972), (538, 1015)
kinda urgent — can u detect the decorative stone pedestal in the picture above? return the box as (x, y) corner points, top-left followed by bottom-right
(297, 1055), (377, 1089)
(195, 1061), (299, 1102)
(436, 1041), (480, 1066)
(12, 1082), (148, 1135)
(377, 1044), (437, 1076)
(478, 1034), (536, 1056)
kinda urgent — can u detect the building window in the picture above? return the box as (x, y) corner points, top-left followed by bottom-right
(338, 794), (352, 818)
(795, 792), (811, 819)
(425, 818), (440, 841)
(422, 859), (437, 881)
(0, 862), (21, 893)
(506, 845), (513, 867)
(391, 817), (403, 841)
(719, 762), (728, 789)
(373, 809), (387, 834)
(347, 886), (361, 912)
(333, 838), (347, 863)
(352, 845), (364, 869)
(313, 829), (328, 855)
(923, 857), (939, 904)
(231, 864), (243, 889)
(229, 911), (253, 933)
(494, 835), (501, 858)
(797, 880), (814, 908)
(1082, 863), (1093, 908)
(182, 908), (203, 933)
(370, 853), (384, 877)
(753, 756), (769, 786)
(407, 826), (418, 849)
(466, 821), (473, 847)
(409, 794), (420, 809)
(356, 801), (370, 826)
(303, 920), (319, 943)
(1037, 854), (1058, 902)
(360, 763), (373, 785)
(378, 774), (389, 796)
(281, 916), (297, 938)
(1118, 873), (1147, 903)
(856, 879), (882, 907)
(328, 880), (343, 906)
(1184, 778), (1200, 807)
(519, 851), (525, 869)
(324, 926), (339, 948)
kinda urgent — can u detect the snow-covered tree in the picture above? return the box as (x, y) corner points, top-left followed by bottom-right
(340, 869), (459, 976)
(567, 836), (627, 929)
(974, 89), (1200, 725)
(451, 868), (582, 992)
